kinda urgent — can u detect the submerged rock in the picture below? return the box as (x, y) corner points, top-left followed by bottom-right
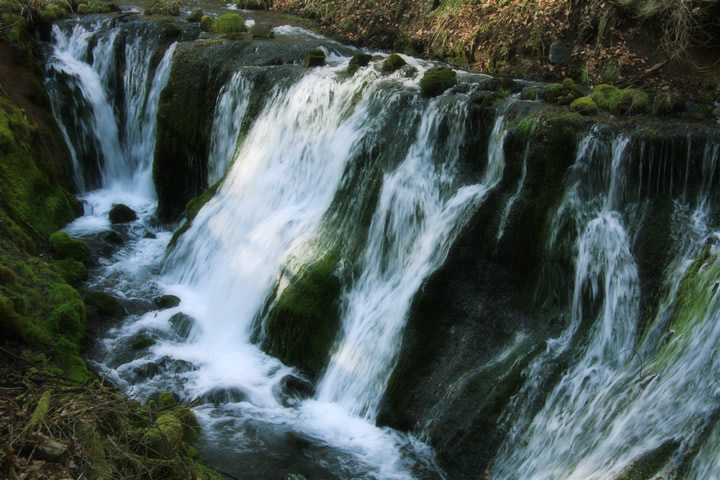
(169, 312), (195, 339)
(250, 22), (274, 38)
(347, 53), (372, 76)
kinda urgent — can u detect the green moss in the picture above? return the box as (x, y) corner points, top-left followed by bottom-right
(652, 91), (685, 116)
(174, 408), (200, 442)
(77, 1), (112, 14)
(132, 335), (156, 350)
(168, 178), (222, 248)
(27, 390), (52, 431)
(264, 252), (342, 379)
(419, 67), (457, 97)
(210, 13), (247, 34)
(614, 88), (648, 115)
(542, 78), (582, 104)
(54, 336), (94, 382)
(84, 291), (124, 318)
(187, 9), (203, 22)
(144, 0), (180, 16)
(143, 414), (184, 457)
(158, 391), (177, 409)
(200, 15), (214, 31)
(304, 48), (326, 67)
(49, 231), (88, 261)
(382, 53), (406, 74)
(42, 3), (69, 21)
(347, 53), (372, 76)
(0, 265), (18, 286)
(54, 258), (86, 283)
(570, 96), (598, 115)
(591, 84), (622, 112)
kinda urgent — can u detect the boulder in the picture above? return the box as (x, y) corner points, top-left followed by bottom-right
(108, 203), (137, 224)
(347, 53), (372, 76)
(154, 294), (181, 309)
(419, 66), (457, 98)
(305, 48), (326, 67)
(548, 42), (570, 65)
(382, 53), (406, 74)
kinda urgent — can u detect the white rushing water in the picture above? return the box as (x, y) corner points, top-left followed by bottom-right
(45, 15), (720, 479)
(492, 128), (720, 479)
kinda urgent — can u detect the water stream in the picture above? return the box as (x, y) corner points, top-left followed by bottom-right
(42, 10), (720, 480)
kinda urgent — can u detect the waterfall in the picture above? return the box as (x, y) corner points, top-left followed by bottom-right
(316, 102), (510, 419)
(45, 19), (172, 198)
(492, 127), (720, 479)
(44, 13), (720, 479)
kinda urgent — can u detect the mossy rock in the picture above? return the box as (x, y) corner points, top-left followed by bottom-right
(144, 0), (180, 16)
(108, 203), (137, 224)
(237, 0), (269, 8)
(187, 9), (203, 22)
(652, 91), (685, 116)
(200, 15), (213, 32)
(570, 96), (598, 116)
(520, 87), (543, 100)
(0, 265), (19, 286)
(347, 53), (372, 76)
(42, 3), (70, 21)
(209, 13), (247, 34)
(591, 84), (622, 112)
(158, 391), (177, 409)
(249, 22), (274, 38)
(419, 67), (457, 98)
(173, 408), (200, 442)
(54, 258), (87, 284)
(542, 78), (582, 105)
(131, 335), (156, 350)
(77, 1), (112, 14)
(305, 48), (326, 67)
(161, 22), (183, 40)
(84, 291), (124, 318)
(264, 252), (342, 379)
(382, 53), (406, 74)
(614, 88), (648, 115)
(169, 312), (195, 339)
(142, 413), (184, 458)
(154, 294), (180, 309)
(49, 232), (88, 262)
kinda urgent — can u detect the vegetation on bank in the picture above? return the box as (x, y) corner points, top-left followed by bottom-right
(0, 11), (218, 479)
(272, 0), (720, 99)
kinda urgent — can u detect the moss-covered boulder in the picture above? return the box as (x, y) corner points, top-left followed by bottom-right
(209, 13), (247, 34)
(347, 53), (372, 76)
(264, 253), (342, 380)
(54, 258), (87, 284)
(591, 84), (622, 112)
(614, 88), (648, 115)
(419, 66), (457, 98)
(144, 0), (180, 16)
(304, 48), (326, 67)
(154, 294), (181, 309)
(200, 15), (213, 32)
(652, 91), (685, 116)
(187, 9), (203, 22)
(542, 77), (583, 104)
(77, 1), (113, 14)
(108, 203), (137, 224)
(237, 0), (270, 8)
(131, 335), (156, 350)
(49, 232), (88, 262)
(84, 291), (124, 318)
(570, 96), (598, 115)
(382, 53), (406, 74)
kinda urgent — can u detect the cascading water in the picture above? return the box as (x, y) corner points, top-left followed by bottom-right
(42, 10), (720, 480)
(492, 127), (720, 479)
